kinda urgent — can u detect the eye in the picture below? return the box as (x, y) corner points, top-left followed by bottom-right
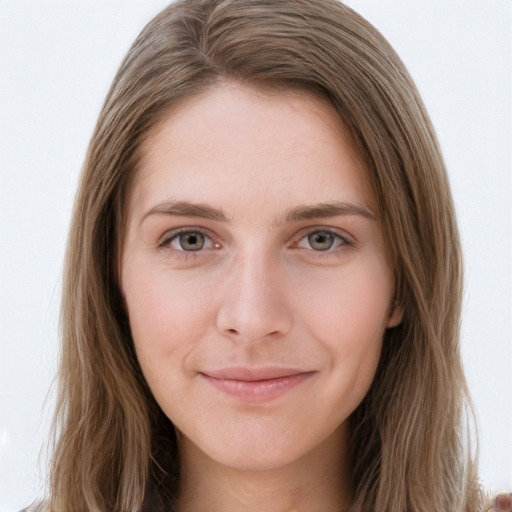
(160, 229), (215, 252)
(296, 229), (351, 252)
(307, 231), (336, 251)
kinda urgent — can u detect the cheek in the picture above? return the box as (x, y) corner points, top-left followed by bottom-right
(121, 263), (215, 378)
(296, 261), (393, 343)
(293, 261), (392, 391)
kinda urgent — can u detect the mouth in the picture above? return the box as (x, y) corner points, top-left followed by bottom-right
(199, 367), (316, 403)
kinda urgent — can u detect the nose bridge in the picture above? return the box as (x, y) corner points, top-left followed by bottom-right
(216, 244), (293, 341)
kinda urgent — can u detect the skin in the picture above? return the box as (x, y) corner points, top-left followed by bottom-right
(493, 493), (512, 512)
(120, 83), (402, 512)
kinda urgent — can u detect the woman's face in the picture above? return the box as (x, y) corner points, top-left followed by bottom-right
(120, 83), (401, 472)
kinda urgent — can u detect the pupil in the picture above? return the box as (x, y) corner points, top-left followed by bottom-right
(308, 232), (334, 251)
(180, 232), (205, 251)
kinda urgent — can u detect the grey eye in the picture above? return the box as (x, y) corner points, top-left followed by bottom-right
(177, 232), (206, 251)
(308, 231), (335, 251)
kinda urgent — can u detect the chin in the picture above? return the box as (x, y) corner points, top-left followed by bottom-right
(180, 416), (347, 474)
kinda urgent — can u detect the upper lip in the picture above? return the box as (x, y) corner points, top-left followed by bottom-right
(201, 367), (311, 381)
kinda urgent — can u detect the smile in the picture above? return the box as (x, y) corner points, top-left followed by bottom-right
(199, 367), (316, 404)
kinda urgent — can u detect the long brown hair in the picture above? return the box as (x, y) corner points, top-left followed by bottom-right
(43, 1), (485, 510)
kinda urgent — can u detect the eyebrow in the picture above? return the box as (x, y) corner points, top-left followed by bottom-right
(141, 200), (228, 224)
(140, 199), (375, 225)
(283, 202), (375, 222)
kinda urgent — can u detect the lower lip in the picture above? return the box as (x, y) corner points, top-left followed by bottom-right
(201, 373), (314, 403)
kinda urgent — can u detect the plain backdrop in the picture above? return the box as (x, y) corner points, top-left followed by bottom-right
(0, 0), (510, 509)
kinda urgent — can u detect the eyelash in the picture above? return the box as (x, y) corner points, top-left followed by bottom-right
(293, 227), (355, 256)
(157, 226), (355, 256)
(158, 227), (217, 253)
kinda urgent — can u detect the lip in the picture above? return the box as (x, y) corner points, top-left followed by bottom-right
(200, 367), (315, 403)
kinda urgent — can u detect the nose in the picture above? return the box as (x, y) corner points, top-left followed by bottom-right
(216, 250), (294, 343)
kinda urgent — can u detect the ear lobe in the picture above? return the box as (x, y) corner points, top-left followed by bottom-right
(386, 300), (404, 328)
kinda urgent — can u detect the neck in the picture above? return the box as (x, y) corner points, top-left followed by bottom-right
(175, 427), (352, 512)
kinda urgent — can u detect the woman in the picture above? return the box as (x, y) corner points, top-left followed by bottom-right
(24, 0), (506, 510)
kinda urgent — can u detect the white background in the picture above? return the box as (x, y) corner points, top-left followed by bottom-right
(0, 1), (510, 509)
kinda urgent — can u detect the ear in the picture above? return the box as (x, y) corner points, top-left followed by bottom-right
(386, 299), (404, 328)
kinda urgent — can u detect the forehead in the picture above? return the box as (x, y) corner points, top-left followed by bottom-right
(129, 82), (373, 223)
